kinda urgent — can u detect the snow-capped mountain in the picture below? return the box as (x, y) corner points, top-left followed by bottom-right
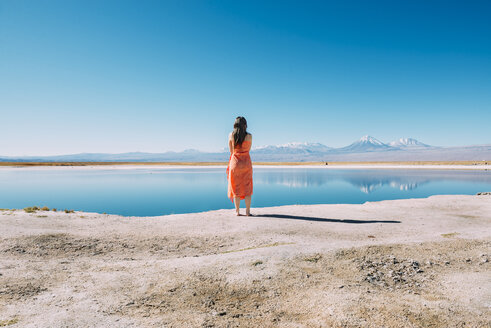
(338, 135), (393, 152)
(253, 142), (332, 154)
(389, 138), (432, 148)
(1, 136), (489, 162)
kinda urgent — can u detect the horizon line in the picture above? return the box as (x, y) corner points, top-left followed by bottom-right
(2, 141), (491, 158)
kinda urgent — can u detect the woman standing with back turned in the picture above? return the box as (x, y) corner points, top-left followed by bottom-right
(227, 116), (253, 216)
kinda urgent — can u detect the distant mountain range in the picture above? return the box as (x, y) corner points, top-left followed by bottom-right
(1, 136), (490, 162)
(388, 138), (431, 148)
(339, 135), (394, 152)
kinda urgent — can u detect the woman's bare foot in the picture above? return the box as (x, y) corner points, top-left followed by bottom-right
(236, 212), (242, 216)
(246, 212), (253, 216)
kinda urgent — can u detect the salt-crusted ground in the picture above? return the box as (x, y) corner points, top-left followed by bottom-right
(0, 195), (490, 327)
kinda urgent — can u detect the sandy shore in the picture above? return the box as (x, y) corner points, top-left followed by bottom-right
(1, 195), (490, 327)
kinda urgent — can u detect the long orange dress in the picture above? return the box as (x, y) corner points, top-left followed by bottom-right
(227, 139), (253, 202)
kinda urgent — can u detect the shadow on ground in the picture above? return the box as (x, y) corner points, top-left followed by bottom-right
(254, 214), (400, 224)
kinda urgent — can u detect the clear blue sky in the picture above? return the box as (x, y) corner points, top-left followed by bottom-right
(1, 0), (490, 156)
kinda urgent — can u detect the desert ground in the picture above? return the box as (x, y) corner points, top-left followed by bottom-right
(1, 194), (490, 327)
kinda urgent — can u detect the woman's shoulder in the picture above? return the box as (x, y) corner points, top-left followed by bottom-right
(245, 133), (252, 140)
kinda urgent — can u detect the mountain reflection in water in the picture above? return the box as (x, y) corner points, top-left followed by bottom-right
(254, 169), (489, 194)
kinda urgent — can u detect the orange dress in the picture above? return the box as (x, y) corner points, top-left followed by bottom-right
(227, 140), (253, 202)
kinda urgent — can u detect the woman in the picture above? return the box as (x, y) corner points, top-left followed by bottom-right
(227, 116), (253, 216)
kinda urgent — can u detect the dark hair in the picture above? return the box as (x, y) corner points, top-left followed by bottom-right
(233, 116), (248, 145)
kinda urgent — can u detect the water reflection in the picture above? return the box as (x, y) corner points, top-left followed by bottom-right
(254, 169), (489, 194)
(0, 167), (490, 216)
(342, 175), (429, 193)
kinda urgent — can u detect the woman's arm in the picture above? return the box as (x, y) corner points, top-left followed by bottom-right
(228, 133), (234, 154)
(246, 133), (252, 144)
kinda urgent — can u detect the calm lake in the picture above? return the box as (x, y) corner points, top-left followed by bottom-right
(1, 167), (490, 216)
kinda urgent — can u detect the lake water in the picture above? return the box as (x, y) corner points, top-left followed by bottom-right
(0, 167), (490, 216)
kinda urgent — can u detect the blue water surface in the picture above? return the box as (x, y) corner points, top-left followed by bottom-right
(0, 167), (490, 216)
